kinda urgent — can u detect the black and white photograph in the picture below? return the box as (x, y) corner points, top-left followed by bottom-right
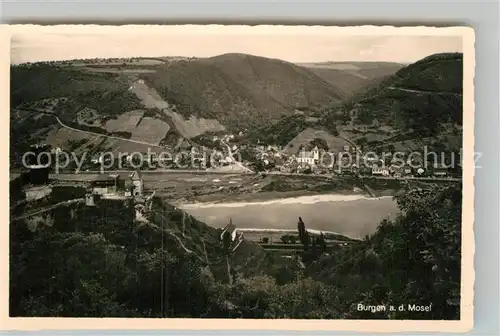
(5, 25), (474, 330)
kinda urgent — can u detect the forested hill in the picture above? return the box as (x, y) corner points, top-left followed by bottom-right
(139, 53), (345, 129)
(306, 182), (462, 319)
(10, 181), (462, 319)
(9, 193), (274, 317)
(242, 53), (463, 151)
(322, 52), (463, 136)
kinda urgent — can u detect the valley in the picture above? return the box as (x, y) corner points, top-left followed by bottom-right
(9, 45), (464, 320)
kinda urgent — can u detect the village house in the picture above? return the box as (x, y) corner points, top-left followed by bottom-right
(224, 134), (235, 141)
(372, 164), (390, 176)
(350, 163), (359, 174)
(338, 163), (356, 175)
(389, 164), (402, 177)
(50, 147), (62, 154)
(24, 144), (51, 185)
(433, 164), (449, 177)
(85, 189), (102, 206)
(364, 155), (378, 164)
(416, 167), (426, 176)
(296, 146), (320, 166)
(90, 174), (121, 195)
(25, 185), (53, 202)
(221, 220), (238, 242)
(220, 219), (244, 251)
(280, 164), (291, 173)
(403, 164), (413, 176)
(129, 170), (144, 197)
(89, 170), (143, 197)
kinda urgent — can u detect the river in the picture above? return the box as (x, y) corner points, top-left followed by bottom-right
(180, 194), (400, 239)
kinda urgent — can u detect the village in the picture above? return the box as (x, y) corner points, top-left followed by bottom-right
(12, 143), (362, 260)
(12, 143), (158, 225)
(37, 131), (461, 180)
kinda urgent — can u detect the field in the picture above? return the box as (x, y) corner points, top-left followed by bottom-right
(64, 58), (166, 67)
(128, 78), (226, 138)
(130, 117), (170, 144)
(43, 126), (168, 154)
(283, 127), (352, 154)
(103, 110), (145, 132)
(83, 67), (157, 74)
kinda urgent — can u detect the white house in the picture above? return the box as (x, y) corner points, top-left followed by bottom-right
(221, 219), (238, 242)
(129, 170), (144, 197)
(372, 164), (389, 176)
(296, 146), (320, 166)
(403, 165), (413, 175)
(50, 147), (62, 154)
(25, 186), (53, 201)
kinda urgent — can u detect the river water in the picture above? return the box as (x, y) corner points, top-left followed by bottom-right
(180, 194), (400, 239)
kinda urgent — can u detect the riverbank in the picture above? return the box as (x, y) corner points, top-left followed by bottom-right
(179, 193), (399, 239)
(22, 170), (413, 204)
(180, 193), (392, 209)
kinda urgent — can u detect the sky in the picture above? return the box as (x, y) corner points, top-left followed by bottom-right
(10, 25), (464, 64)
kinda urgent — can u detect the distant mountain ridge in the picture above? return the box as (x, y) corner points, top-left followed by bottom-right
(246, 53), (463, 153)
(9, 53), (408, 157)
(298, 61), (404, 97)
(140, 53), (345, 130)
(333, 52), (463, 133)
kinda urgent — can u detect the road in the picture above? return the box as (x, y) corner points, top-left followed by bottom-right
(43, 169), (461, 183)
(48, 169), (255, 176)
(387, 87), (462, 96)
(15, 108), (170, 150)
(361, 175), (461, 182)
(220, 139), (255, 173)
(11, 198), (85, 221)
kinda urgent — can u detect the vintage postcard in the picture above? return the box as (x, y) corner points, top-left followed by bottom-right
(1, 24), (474, 332)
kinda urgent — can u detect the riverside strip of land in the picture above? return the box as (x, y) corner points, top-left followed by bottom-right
(13, 169), (459, 238)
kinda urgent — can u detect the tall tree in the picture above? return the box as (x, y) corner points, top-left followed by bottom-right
(318, 232), (327, 253)
(297, 217), (310, 250)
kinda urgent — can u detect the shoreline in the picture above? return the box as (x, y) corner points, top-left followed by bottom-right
(237, 228), (363, 241)
(179, 194), (393, 209)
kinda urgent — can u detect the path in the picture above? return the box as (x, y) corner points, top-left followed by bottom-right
(16, 109), (170, 150)
(220, 139), (255, 173)
(12, 198), (85, 221)
(153, 211), (206, 263)
(387, 86), (462, 96)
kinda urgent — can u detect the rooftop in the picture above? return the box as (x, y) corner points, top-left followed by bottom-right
(91, 174), (117, 182)
(223, 222), (237, 233)
(27, 164), (50, 169)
